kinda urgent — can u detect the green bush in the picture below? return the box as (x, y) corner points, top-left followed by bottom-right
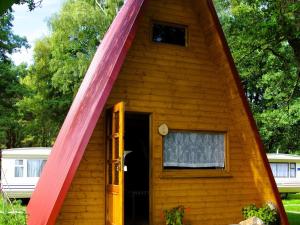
(242, 204), (280, 225)
(163, 205), (185, 225)
(0, 199), (27, 225)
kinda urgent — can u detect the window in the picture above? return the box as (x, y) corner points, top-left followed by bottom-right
(270, 162), (297, 178)
(163, 131), (225, 169)
(290, 163), (296, 178)
(14, 160), (24, 177)
(270, 163), (276, 176)
(270, 163), (289, 178)
(152, 22), (187, 46)
(27, 159), (46, 177)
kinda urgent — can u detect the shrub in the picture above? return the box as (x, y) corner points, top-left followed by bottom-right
(0, 199), (27, 225)
(163, 205), (185, 225)
(242, 203), (280, 225)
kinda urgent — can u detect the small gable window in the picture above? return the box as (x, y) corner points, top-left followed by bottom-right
(152, 22), (187, 46)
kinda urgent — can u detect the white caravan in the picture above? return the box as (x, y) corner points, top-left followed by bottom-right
(1, 147), (51, 198)
(267, 153), (300, 196)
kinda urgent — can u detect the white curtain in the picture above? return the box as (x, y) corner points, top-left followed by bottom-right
(276, 163), (289, 177)
(164, 132), (225, 168)
(270, 163), (277, 176)
(27, 160), (46, 177)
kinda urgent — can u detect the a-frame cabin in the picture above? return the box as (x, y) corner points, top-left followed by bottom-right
(27, 0), (288, 224)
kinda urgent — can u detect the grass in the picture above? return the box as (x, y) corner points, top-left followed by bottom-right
(286, 212), (300, 225)
(0, 194), (298, 225)
(282, 193), (300, 225)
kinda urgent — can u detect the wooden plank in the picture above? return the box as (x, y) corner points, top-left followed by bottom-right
(56, 0), (287, 224)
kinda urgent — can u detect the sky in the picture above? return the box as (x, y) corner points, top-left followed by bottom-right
(11, 0), (65, 65)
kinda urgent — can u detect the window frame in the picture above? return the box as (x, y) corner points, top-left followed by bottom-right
(14, 158), (46, 178)
(14, 159), (24, 177)
(270, 162), (296, 178)
(290, 163), (296, 178)
(151, 20), (189, 47)
(160, 129), (230, 178)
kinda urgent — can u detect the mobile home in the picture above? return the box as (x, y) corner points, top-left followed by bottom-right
(267, 153), (300, 195)
(1, 147), (51, 198)
(27, 0), (288, 224)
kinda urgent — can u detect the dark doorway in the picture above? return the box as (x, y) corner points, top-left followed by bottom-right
(124, 113), (150, 225)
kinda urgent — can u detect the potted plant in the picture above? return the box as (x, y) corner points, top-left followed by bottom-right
(163, 205), (188, 225)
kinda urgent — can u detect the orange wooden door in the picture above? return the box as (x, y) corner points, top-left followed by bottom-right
(106, 102), (125, 225)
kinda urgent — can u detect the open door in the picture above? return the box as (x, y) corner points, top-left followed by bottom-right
(106, 102), (125, 225)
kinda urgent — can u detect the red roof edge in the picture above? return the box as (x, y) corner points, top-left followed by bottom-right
(206, 0), (288, 224)
(27, 0), (147, 224)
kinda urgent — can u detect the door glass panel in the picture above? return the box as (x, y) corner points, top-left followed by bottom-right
(114, 138), (119, 160)
(114, 163), (119, 185)
(108, 138), (112, 160)
(108, 163), (113, 184)
(114, 112), (119, 133)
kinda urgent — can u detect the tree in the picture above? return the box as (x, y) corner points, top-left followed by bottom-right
(214, 0), (300, 152)
(0, 0), (43, 16)
(0, 12), (28, 60)
(49, 0), (112, 95)
(0, 12), (28, 149)
(17, 38), (65, 146)
(0, 64), (28, 149)
(17, 0), (123, 146)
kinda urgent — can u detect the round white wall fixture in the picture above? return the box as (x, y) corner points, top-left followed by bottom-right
(158, 123), (169, 136)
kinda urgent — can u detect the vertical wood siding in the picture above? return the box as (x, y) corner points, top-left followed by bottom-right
(56, 0), (279, 224)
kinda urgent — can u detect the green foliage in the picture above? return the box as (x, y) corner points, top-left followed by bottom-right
(0, 12), (28, 61)
(1, 0), (296, 151)
(0, 63), (27, 149)
(242, 204), (279, 225)
(214, 0), (300, 153)
(0, 11), (28, 149)
(0, 0), (123, 147)
(13, 0), (42, 11)
(0, 198), (26, 225)
(163, 205), (185, 225)
(14, 0), (123, 146)
(49, 0), (107, 94)
(0, 0), (43, 16)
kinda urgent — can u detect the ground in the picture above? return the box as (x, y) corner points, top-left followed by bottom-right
(282, 193), (300, 225)
(0, 194), (299, 224)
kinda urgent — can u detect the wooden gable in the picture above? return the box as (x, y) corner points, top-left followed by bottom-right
(27, 0), (288, 225)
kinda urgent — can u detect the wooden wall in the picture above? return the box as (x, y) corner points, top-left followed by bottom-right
(56, 0), (279, 224)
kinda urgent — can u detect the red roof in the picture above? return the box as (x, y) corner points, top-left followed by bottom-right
(27, 0), (146, 224)
(27, 0), (288, 224)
